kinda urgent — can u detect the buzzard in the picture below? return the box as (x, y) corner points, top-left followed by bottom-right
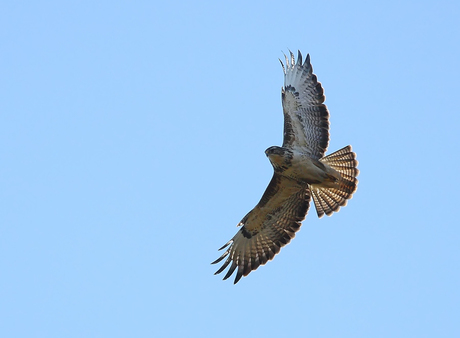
(212, 51), (359, 284)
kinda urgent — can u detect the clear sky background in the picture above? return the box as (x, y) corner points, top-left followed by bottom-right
(1, 1), (459, 337)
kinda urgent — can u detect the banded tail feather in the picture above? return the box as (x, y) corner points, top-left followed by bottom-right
(311, 145), (359, 218)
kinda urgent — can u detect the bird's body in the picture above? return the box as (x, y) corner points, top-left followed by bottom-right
(212, 51), (359, 284)
(266, 146), (340, 185)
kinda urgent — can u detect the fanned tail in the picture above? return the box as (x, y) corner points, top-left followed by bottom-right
(311, 145), (359, 218)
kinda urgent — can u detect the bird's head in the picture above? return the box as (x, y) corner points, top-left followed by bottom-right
(265, 146), (293, 171)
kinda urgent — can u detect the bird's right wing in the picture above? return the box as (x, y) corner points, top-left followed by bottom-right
(212, 174), (311, 284)
(281, 51), (330, 159)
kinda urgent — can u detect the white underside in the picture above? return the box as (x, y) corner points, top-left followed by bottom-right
(283, 150), (339, 186)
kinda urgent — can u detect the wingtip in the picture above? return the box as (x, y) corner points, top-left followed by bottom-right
(223, 262), (237, 280)
(297, 50), (303, 65)
(279, 58), (285, 73)
(234, 272), (243, 284)
(281, 49), (312, 68)
(211, 249), (230, 265)
(284, 52), (289, 68)
(218, 240), (232, 251)
(289, 50), (295, 66)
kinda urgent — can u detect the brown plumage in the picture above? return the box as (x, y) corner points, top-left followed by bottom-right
(212, 51), (359, 284)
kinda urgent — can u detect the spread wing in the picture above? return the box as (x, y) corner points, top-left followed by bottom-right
(212, 174), (311, 284)
(280, 50), (330, 159)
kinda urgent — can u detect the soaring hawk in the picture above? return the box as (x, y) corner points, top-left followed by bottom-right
(212, 51), (359, 284)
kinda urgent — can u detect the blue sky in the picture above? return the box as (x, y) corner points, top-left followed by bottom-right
(1, 1), (460, 337)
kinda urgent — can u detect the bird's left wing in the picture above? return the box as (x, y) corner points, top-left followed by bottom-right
(212, 174), (311, 284)
(281, 50), (330, 159)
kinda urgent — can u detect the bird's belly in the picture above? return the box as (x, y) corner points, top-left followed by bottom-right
(283, 157), (326, 184)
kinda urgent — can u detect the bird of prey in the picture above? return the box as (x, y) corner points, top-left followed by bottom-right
(212, 51), (359, 284)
